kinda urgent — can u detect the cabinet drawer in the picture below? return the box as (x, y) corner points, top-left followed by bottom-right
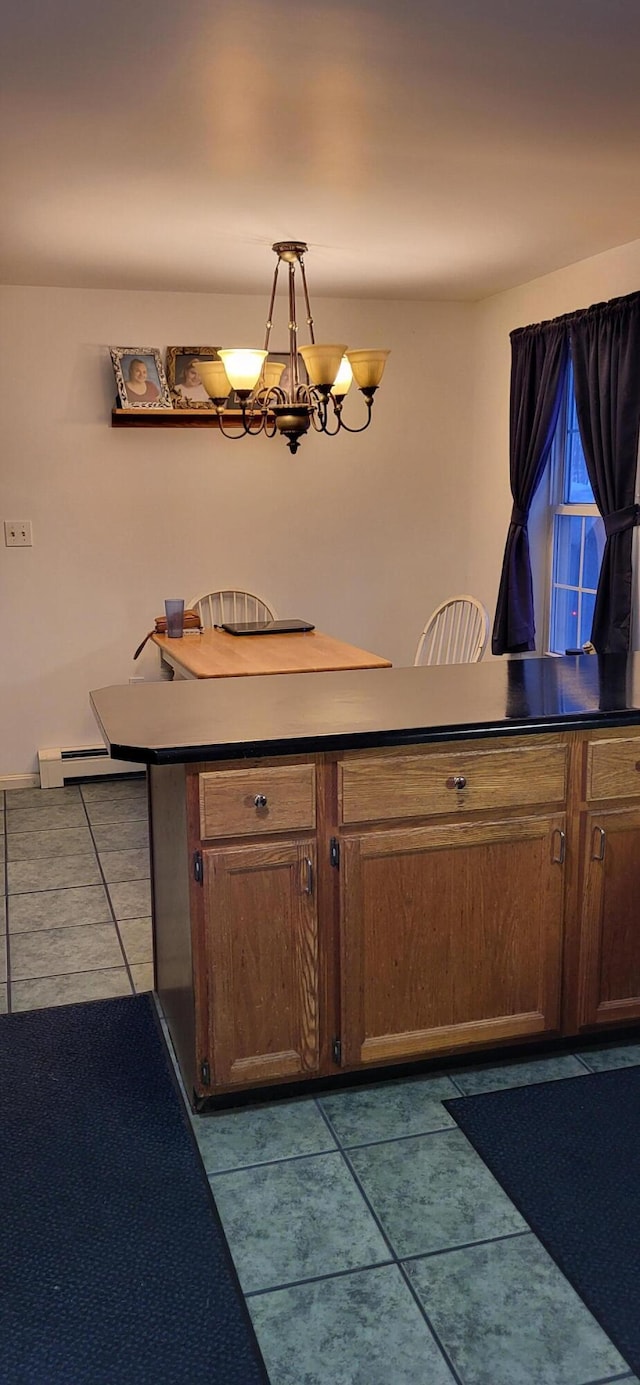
(339, 742), (567, 824)
(586, 737), (640, 802)
(199, 764), (316, 839)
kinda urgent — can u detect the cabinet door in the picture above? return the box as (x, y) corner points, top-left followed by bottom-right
(340, 814), (566, 1067)
(203, 841), (319, 1088)
(577, 807), (640, 1027)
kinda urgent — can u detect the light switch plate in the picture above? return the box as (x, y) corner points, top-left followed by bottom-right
(4, 520), (33, 547)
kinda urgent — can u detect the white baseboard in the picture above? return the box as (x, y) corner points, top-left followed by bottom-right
(0, 773), (40, 791)
(38, 746), (142, 789)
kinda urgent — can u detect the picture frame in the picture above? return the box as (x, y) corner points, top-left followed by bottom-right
(166, 346), (218, 410)
(110, 347), (172, 410)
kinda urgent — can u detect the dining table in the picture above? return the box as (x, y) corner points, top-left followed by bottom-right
(152, 626), (392, 680)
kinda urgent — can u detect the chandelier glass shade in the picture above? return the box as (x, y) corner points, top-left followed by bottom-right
(195, 241), (390, 454)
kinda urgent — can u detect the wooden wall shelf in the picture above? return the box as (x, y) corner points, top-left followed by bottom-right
(111, 408), (247, 430)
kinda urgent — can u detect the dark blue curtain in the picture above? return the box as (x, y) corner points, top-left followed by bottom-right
(569, 292), (640, 653)
(492, 321), (568, 655)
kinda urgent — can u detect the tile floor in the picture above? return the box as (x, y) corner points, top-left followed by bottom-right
(3, 779), (640, 1383)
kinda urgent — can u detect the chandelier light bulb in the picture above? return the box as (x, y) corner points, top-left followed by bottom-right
(330, 356), (354, 398)
(217, 349), (267, 392)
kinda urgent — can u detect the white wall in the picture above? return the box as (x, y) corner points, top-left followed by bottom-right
(0, 285), (475, 775)
(471, 237), (640, 648)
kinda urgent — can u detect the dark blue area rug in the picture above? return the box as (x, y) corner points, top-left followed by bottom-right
(445, 1068), (640, 1374)
(0, 994), (268, 1385)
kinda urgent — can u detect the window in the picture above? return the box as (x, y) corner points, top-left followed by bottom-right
(546, 361), (605, 653)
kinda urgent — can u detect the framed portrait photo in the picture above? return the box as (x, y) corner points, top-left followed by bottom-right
(110, 347), (172, 410)
(166, 346), (219, 409)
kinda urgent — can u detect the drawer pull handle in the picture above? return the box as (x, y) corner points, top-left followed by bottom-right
(302, 857), (313, 895)
(447, 775), (467, 791)
(592, 826), (606, 861)
(551, 829), (565, 865)
(254, 794), (268, 809)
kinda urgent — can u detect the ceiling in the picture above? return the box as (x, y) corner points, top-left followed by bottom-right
(2, 0), (640, 301)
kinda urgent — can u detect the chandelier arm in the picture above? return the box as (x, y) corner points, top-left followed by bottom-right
(330, 398), (375, 435)
(299, 256), (315, 345)
(263, 260), (280, 352)
(214, 405), (267, 440)
(288, 261), (299, 392)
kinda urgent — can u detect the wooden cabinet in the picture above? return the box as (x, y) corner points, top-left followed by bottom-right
(575, 733), (640, 1029)
(150, 726), (640, 1106)
(202, 840), (319, 1087)
(339, 812), (566, 1067)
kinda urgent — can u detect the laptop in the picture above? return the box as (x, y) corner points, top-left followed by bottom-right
(220, 619), (316, 636)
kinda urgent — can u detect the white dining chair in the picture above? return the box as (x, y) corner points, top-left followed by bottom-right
(188, 589), (278, 629)
(414, 595), (489, 666)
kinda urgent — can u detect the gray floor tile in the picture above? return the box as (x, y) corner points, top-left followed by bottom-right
(10, 923), (124, 979)
(249, 1264), (456, 1385)
(8, 884), (111, 933)
(0, 985), (7, 1014)
(0, 935), (6, 984)
(576, 1041), (640, 1072)
(130, 963), (154, 993)
(319, 1074), (458, 1147)
(0, 862), (5, 894)
(6, 827), (95, 861)
(99, 849), (150, 883)
(212, 1151), (390, 1293)
(405, 1233), (628, 1385)
(6, 803), (88, 833)
(450, 1053), (588, 1095)
(194, 1099), (337, 1175)
(107, 879), (152, 920)
(91, 819), (149, 852)
(11, 968), (132, 1011)
(84, 799), (148, 826)
(348, 1128), (526, 1257)
(80, 778), (146, 805)
(5, 786), (81, 811)
(7, 855), (102, 894)
(0, 899), (5, 933)
(119, 917), (153, 964)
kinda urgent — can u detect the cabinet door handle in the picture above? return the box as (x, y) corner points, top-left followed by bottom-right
(302, 857), (313, 895)
(591, 825), (606, 861)
(254, 794), (268, 809)
(446, 775), (467, 790)
(551, 828), (565, 864)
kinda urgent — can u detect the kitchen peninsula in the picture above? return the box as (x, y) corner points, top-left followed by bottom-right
(91, 655), (640, 1108)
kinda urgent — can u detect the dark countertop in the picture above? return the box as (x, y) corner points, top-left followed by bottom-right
(90, 654), (640, 765)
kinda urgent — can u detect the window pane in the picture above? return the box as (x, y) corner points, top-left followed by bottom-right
(553, 514), (581, 588)
(583, 515), (606, 590)
(565, 430), (594, 503)
(550, 586), (580, 654)
(580, 591), (596, 647)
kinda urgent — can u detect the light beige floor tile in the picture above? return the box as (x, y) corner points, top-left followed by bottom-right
(0, 936), (6, 984)
(85, 799), (148, 826)
(6, 827), (95, 861)
(80, 779), (146, 805)
(0, 863), (4, 894)
(7, 855), (102, 894)
(108, 879), (152, 920)
(0, 899), (6, 933)
(99, 849), (150, 883)
(119, 917), (153, 964)
(92, 819), (149, 852)
(130, 962), (154, 993)
(8, 884), (111, 933)
(6, 803), (87, 833)
(0, 984), (7, 1014)
(10, 924), (124, 980)
(5, 786), (81, 811)
(11, 968), (132, 1012)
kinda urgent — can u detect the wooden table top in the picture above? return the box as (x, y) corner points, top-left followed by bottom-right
(152, 627), (392, 679)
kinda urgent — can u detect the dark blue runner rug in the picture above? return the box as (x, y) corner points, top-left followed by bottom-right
(445, 1068), (640, 1374)
(0, 994), (268, 1385)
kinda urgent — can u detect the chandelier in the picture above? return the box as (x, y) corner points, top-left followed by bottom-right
(195, 241), (390, 454)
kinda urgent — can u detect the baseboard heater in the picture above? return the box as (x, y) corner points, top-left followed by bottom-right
(38, 745), (143, 789)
